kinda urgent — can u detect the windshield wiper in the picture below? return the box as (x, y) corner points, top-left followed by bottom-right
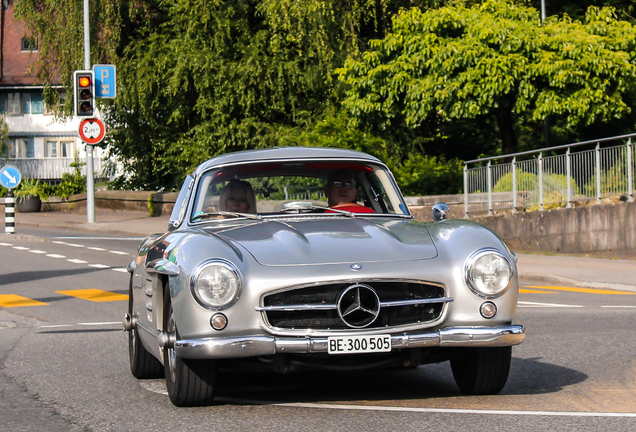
(193, 211), (262, 221)
(325, 207), (355, 217)
(278, 201), (355, 217)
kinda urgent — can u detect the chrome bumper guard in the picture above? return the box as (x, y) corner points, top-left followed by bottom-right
(174, 325), (525, 360)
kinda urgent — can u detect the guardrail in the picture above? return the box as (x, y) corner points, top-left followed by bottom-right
(464, 133), (636, 216)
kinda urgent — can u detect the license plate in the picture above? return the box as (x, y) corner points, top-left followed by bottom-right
(327, 335), (391, 354)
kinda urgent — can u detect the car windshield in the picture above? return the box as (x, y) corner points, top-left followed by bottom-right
(189, 160), (409, 222)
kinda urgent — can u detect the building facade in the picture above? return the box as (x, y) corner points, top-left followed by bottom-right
(0, 0), (110, 183)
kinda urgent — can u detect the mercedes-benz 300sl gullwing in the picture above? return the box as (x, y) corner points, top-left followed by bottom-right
(124, 147), (525, 406)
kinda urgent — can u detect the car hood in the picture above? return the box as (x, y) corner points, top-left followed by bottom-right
(207, 218), (437, 266)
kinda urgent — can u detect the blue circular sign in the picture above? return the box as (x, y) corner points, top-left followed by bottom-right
(0, 165), (22, 189)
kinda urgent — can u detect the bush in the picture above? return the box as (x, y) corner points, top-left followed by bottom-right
(583, 163), (630, 196)
(14, 178), (53, 201)
(54, 160), (87, 199)
(493, 170), (579, 207)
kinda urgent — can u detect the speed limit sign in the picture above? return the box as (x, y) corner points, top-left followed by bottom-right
(78, 118), (106, 144)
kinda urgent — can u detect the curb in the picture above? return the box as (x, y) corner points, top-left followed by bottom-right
(14, 221), (152, 239)
(519, 273), (636, 293)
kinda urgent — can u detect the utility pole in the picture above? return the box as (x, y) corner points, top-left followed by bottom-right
(541, 0), (546, 22)
(541, 0), (550, 146)
(83, 0), (95, 223)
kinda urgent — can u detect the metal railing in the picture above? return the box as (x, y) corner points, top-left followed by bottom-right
(1, 157), (120, 182)
(464, 133), (636, 216)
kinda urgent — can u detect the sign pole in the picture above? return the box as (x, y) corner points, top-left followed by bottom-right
(5, 190), (15, 234)
(1, 165), (21, 234)
(83, 0), (95, 223)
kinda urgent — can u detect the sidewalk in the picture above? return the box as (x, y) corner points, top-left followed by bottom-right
(14, 209), (170, 238)
(6, 208), (636, 292)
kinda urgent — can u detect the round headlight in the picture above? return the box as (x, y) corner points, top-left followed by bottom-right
(191, 260), (241, 309)
(465, 249), (513, 298)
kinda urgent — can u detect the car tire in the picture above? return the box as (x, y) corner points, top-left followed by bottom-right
(163, 287), (218, 407)
(450, 346), (512, 395)
(128, 276), (164, 379)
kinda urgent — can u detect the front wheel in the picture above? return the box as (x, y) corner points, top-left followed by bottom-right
(163, 288), (218, 407)
(450, 346), (512, 395)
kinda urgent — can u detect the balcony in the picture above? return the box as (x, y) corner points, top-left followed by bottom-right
(1, 157), (120, 182)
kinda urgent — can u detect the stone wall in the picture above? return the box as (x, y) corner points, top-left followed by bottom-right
(0, 190), (178, 217)
(469, 201), (636, 258)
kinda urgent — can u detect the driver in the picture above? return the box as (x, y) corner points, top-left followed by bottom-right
(219, 180), (257, 214)
(324, 169), (374, 213)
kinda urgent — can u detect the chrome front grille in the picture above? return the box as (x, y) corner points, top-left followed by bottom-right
(258, 281), (451, 330)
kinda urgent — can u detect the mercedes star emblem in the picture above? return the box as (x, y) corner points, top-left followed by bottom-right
(350, 263), (362, 271)
(337, 284), (381, 328)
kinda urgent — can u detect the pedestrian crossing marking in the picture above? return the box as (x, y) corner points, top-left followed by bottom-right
(524, 285), (636, 295)
(55, 289), (128, 302)
(0, 294), (48, 308)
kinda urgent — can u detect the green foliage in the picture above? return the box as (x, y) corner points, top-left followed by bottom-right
(0, 115), (8, 157)
(20, 0), (636, 199)
(18, 0), (455, 195)
(493, 169), (579, 207)
(393, 154), (463, 196)
(54, 164), (87, 200)
(14, 178), (53, 201)
(147, 193), (155, 217)
(99, 0), (409, 190)
(14, 0), (125, 116)
(338, 1), (636, 156)
(494, 170), (578, 193)
(583, 162), (630, 195)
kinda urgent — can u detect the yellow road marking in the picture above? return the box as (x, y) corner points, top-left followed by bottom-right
(56, 289), (128, 302)
(524, 285), (636, 295)
(519, 289), (556, 294)
(0, 294), (48, 308)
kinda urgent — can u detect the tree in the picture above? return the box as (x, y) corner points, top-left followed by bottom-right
(531, 1), (636, 22)
(0, 115), (8, 158)
(338, 1), (636, 157)
(16, 0), (464, 192)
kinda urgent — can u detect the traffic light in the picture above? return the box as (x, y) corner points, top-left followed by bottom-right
(73, 70), (95, 117)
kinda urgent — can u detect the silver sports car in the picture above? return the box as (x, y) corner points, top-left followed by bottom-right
(124, 147), (525, 406)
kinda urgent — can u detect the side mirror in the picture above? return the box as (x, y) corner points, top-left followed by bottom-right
(432, 202), (450, 221)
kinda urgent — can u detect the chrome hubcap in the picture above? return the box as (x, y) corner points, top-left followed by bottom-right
(167, 310), (177, 382)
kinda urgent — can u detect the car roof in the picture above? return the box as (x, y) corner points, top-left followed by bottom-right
(195, 147), (382, 175)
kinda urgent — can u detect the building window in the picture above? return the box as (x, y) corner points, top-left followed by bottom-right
(6, 93), (21, 115)
(0, 92), (47, 115)
(46, 140), (74, 158)
(21, 37), (38, 52)
(7, 138), (34, 159)
(22, 92), (45, 115)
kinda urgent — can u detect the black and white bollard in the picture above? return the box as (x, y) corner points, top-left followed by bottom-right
(5, 190), (15, 234)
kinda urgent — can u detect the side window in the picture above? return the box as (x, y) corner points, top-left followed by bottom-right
(169, 176), (194, 229)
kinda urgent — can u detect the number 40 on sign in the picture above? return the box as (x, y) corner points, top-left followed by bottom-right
(78, 118), (106, 145)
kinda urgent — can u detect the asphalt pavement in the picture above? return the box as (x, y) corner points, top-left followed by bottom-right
(4, 208), (636, 292)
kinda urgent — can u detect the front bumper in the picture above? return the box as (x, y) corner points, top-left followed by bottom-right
(174, 325), (525, 359)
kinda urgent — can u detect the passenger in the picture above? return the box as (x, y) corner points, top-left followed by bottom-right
(219, 180), (257, 214)
(324, 169), (375, 213)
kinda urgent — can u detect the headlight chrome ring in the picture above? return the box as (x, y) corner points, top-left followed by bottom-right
(190, 259), (242, 310)
(464, 248), (514, 299)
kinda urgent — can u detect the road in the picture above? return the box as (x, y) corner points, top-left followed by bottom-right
(1, 226), (636, 431)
